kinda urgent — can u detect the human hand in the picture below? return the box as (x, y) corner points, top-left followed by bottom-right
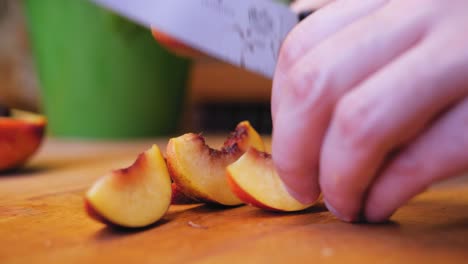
(272, 0), (468, 222)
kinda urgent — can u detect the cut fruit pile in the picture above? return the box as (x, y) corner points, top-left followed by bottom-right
(84, 121), (318, 228)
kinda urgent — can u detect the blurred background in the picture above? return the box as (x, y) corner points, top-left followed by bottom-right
(0, 0), (39, 112)
(0, 0), (275, 137)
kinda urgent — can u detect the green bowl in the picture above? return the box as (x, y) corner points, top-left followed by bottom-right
(23, 0), (191, 139)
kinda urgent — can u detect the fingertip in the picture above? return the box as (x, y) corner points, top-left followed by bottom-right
(272, 124), (320, 205)
(365, 178), (429, 224)
(365, 211), (393, 224)
(364, 198), (395, 223)
(279, 166), (321, 205)
(271, 83), (327, 205)
(364, 166), (431, 224)
(323, 199), (355, 222)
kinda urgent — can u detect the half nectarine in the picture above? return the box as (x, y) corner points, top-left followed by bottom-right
(0, 108), (46, 172)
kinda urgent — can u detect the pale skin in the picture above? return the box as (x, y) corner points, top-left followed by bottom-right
(154, 0), (468, 223)
(273, 0), (468, 222)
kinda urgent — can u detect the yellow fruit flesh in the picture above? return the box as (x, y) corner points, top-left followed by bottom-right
(168, 135), (243, 206)
(228, 149), (313, 211)
(86, 145), (171, 227)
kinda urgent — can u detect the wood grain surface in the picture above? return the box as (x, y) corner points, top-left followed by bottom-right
(1, 138), (467, 264)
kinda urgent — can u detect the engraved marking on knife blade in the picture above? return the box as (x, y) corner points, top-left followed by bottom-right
(232, 5), (283, 74)
(201, 0), (235, 18)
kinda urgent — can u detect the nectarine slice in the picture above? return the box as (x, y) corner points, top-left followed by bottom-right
(0, 109), (46, 172)
(85, 145), (172, 228)
(227, 148), (316, 212)
(222, 121), (265, 153)
(166, 121), (265, 206)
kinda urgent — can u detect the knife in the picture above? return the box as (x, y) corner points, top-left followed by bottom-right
(91, 0), (312, 78)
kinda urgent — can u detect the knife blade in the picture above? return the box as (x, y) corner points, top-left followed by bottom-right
(92, 0), (306, 78)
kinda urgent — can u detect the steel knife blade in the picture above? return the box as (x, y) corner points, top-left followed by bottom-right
(92, 0), (303, 78)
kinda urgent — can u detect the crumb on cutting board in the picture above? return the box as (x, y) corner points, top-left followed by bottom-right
(187, 221), (208, 229)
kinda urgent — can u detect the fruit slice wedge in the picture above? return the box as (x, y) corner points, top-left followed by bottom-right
(166, 121), (265, 206)
(85, 145), (172, 228)
(227, 148), (316, 212)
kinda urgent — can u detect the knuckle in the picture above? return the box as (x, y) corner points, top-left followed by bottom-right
(283, 63), (335, 110)
(333, 94), (377, 150)
(277, 41), (298, 72)
(285, 67), (319, 100)
(395, 0), (439, 18)
(277, 28), (307, 71)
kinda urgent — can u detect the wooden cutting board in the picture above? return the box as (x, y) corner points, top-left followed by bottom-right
(1, 138), (467, 264)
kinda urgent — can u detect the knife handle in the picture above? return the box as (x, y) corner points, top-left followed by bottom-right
(298, 10), (315, 21)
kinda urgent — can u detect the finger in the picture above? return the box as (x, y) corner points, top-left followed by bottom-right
(272, 0), (425, 205)
(151, 28), (206, 58)
(365, 96), (468, 222)
(320, 24), (468, 222)
(272, 0), (389, 121)
(290, 0), (335, 13)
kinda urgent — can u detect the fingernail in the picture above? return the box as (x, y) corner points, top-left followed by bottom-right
(283, 179), (318, 205)
(365, 210), (394, 224)
(275, 162), (319, 205)
(324, 199), (354, 222)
